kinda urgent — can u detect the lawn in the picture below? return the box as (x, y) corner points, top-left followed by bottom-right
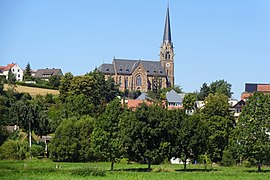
(0, 160), (269, 180)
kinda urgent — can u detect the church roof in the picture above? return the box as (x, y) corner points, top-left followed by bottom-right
(98, 59), (167, 77)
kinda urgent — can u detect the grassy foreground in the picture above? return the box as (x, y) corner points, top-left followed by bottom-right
(0, 160), (269, 180)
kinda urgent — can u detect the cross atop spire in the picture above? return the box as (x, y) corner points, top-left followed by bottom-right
(163, 6), (172, 43)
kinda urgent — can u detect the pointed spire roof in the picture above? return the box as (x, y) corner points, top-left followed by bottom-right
(163, 6), (172, 43)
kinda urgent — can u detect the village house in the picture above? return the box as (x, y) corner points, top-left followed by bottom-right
(0, 63), (24, 81)
(34, 68), (63, 81)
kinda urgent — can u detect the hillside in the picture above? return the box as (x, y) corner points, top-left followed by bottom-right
(3, 84), (59, 96)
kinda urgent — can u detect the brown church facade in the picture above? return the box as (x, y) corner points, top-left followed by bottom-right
(98, 7), (175, 92)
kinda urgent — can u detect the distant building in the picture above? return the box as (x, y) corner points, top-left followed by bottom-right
(0, 63), (23, 81)
(34, 68), (63, 81)
(97, 7), (175, 92)
(166, 90), (185, 110)
(241, 83), (270, 101)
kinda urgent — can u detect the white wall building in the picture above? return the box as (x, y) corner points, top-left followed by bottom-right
(0, 63), (24, 81)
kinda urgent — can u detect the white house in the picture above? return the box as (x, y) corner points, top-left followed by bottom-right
(0, 63), (24, 81)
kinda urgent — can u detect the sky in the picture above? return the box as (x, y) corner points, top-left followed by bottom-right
(1, 0), (270, 99)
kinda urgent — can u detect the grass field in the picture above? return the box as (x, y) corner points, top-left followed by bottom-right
(0, 160), (269, 180)
(4, 84), (59, 96)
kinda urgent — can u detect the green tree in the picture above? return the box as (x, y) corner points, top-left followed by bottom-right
(49, 116), (95, 162)
(234, 92), (270, 172)
(59, 72), (74, 102)
(7, 69), (16, 83)
(23, 62), (32, 81)
(122, 103), (171, 171)
(49, 75), (61, 88)
(0, 78), (4, 94)
(183, 93), (197, 112)
(209, 80), (233, 98)
(92, 99), (124, 170)
(197, 83), (209, 101)
(175, 114), (208, 170)
(200, 93), (235, 163)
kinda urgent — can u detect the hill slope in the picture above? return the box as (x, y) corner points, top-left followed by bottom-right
(4, 84), (59, 96)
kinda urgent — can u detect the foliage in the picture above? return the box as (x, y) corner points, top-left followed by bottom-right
(200, 93), (235, 163)
(70, 167), (106, 177)
(16, 81), (58, 90)
(48, 75), (61, 88)
(156, 85), (182, 100)
(8, 69), (16, 83)
(0, 78), (3, 94)
(0, 140), (28, 160)
(31, 144), (44, 157)
(183, 93), (197, 111)
(92, 99), (124, 170)
(0, 126), (9, 146)
(233, 92), (270, 171)
(121, 103), (172, 170)
(197, 80), (232, 100)
(49, 116), (95, 162)
(174, 114), (208, 170)
(24, 62), (32, 81)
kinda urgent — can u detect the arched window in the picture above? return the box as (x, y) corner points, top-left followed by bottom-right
(125, 77), (128, 89)
(119, 76), (122, 87)
(136, 75), (142, 86)
(166, 52), (170, 59)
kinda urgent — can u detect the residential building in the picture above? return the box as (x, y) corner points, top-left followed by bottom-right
(34, 68), (63, 81)
(0, 63), (24, 81)
(241, 83), (270, 101)
(98, 6), (175, 92)
(166, 90), (185, 110)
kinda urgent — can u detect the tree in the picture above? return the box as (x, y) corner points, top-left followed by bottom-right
(209, 80), (233, 98)
(91, 99), (124, 170)
(49, 75), (61, 88)
(49, 116), (95, 162)
(175, 114), (208, 170)
(200, 93), (235, 163)
(121, 103), (171, 171)
(183, 93), (197, 112)
(234, 92), (270, 172)
(24, 62), (32, 81)
(0, 78), (4, 94)
(197, 83), (209, 101)
(59, 72), (74, 102)
(7, 69), (16, 84)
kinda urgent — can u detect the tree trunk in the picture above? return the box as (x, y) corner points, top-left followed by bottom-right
(111, 161), (114, 171)
(184, 158), (187, 171)
(29, 121), (32, 159)
(147, 161), (151, 172)
(258, 162), (261, 172)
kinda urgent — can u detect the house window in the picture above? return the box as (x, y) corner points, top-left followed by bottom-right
(18, 69), (20, 72)
(18, 74), (20, 78)
(119, 76), (122, 87)
(136, 75), (142, 86)
(12, 69), (14, 72)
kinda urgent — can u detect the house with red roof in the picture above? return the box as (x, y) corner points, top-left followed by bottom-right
(0, 63), (23, 81)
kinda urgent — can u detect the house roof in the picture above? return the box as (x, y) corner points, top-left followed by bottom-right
(35, 68), (63, 78)
(0, 63), (16, 71)
(166, 90), (185, 103)
(98, 58), (167, 76)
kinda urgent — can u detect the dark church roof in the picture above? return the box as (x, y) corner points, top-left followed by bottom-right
(98, 59), (167, 77)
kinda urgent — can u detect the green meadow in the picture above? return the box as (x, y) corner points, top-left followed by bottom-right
(0, 160), (269, 180)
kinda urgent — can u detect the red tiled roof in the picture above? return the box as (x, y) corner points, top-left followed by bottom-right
(0, 63), (16, 71)
(257, 84), (270, 92)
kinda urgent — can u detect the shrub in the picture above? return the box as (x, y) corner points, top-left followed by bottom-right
(31, 144), (44, 157)
(221, 149), (235, 166)
(0, 140), (18, 160)
(70, 167), (106, 177)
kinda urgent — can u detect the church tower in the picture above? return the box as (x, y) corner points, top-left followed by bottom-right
(160, 6), (174, 87)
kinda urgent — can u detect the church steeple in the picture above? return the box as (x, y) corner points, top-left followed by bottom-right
(163, 6), (172, 43)
(160, 5), (174, 87)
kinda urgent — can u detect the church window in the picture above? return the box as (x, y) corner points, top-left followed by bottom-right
(119, 76), (122, 87)
(125, 77), (128, 88)
(136, 75), (142, 86)
(119, 68), (122, 71)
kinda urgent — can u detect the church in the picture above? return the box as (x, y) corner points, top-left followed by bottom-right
(98, 7), (175, 92)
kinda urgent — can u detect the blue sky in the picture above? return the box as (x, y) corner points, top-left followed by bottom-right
(1, 0), (270, 99)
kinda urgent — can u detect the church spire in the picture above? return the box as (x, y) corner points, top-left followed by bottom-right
(163, 6), (172, 43)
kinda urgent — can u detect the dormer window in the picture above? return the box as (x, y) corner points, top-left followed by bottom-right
(119, 68), (122, 71)
(106, 68), (109, 71)
(153, 70), (157, 73)
(160, 71), (163, 73)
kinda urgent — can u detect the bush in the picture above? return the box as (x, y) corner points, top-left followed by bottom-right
(0, 140), (18, 160)
(70, 167), (106, 177)
(31, 144), (44, 157)
(221, 149), (235, 166)
(16, 82), (58, 90)
(0, 126), (9, 146)
(242, 160), (252, 167)
(0, 140), (29, 160)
